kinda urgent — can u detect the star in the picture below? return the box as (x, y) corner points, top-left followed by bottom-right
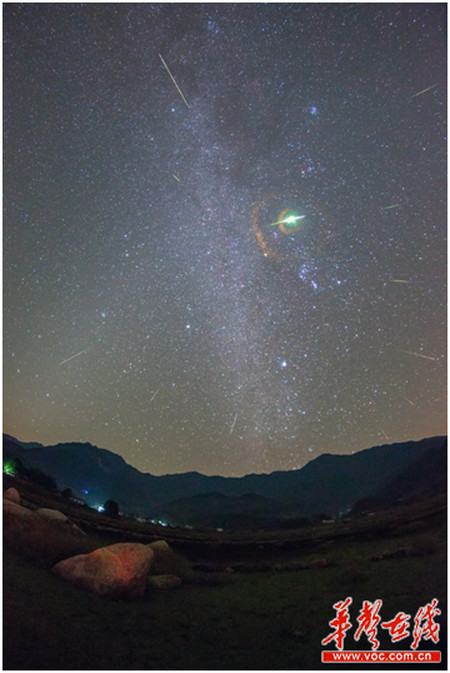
(3, 3), (446, 477)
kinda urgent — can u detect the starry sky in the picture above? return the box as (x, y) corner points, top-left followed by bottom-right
(4, 3), (447, 477)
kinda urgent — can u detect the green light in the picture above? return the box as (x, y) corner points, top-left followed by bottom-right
(3, 459), (16, 476)
(284, 214), (302, 227)
(270, 213), (306, 227)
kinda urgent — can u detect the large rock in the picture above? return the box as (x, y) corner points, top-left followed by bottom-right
(52, 543), (154, 598)
(147, 540), (193, 580)
(37, 507), (72, 521)
(3, 499), (36, 527)
(3, 487), (20, 504)
(3, 499), (91, 564)
(36, 508), (86, 535)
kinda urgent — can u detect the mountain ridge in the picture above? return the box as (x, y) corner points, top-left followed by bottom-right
(3, 434), (446, 526)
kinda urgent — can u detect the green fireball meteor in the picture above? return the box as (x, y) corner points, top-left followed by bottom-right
(270, 214), (306, 226)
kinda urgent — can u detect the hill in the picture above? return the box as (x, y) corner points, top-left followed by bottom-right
(3, 434), (446, 527)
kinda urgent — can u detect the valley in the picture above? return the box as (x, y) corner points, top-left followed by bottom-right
(3, 472), (446, 670)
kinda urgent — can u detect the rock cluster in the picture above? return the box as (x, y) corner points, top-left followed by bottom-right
(3, 486), (333, 600)
(2, 487), (206, 599)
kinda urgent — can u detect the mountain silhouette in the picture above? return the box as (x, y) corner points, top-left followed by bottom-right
(3, 434), (446, 527)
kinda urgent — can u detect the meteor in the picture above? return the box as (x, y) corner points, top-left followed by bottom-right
(149, 388), (160, 403)
(400, 350), (439, 362)
(270, 214), (305, 226)
(388, 279), (410, 283)
(60, 350), (87, 366)
(410, 83), (438, 99)
(229, 412), (238, 435)
(159, 53), (190, 108)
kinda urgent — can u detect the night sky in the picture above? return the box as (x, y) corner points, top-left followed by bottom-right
(4, 3), (447, 477)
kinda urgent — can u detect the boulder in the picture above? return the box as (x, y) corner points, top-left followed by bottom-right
(147, 574), (182, 590)
(37, 507), (71, 521)
(3, 498), (36, 526)
(3, 487), (20, 504)
(148, 540), (172, 555)
(3, 499), (92, 564)
(52, 543), (154, 598)
(36, 508), (86, 535)
(147, 540), (193, 580)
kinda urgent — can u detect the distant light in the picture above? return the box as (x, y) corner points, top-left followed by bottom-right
(97, 505), (105, 513)
(280, 360), (287, 368)
(3, 460), (16, 476)
(83, 489), (89, 495)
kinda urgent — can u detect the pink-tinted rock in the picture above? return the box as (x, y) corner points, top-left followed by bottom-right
(3, 498), (37, 527)
(3, 487), (20, 504)
(52, 543), (154, 598)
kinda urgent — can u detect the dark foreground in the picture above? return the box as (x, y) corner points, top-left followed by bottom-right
(3, 487), (447, 670)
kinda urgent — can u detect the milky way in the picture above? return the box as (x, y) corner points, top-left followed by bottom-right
(4, 4), (446, 476)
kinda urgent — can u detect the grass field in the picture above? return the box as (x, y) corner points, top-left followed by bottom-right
(3, 490), (446, 670)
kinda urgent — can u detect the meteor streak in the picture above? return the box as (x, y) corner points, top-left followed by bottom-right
(270, 214), (305, 226)
(159, 53), (190, 108)
(60, 350), (87, 366)
(229, 412), (238, 434)
(388, 279), (410, 283)
(149, 388), (160, 403)
(410, 83), (438, 99)
(400, 350), (439, 362)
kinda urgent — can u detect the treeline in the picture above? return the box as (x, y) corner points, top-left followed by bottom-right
(3, 456), (120, 517)
(4, 456), (58, 492)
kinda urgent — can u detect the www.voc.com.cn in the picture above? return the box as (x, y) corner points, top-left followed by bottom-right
(322, 650), (441, 664)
